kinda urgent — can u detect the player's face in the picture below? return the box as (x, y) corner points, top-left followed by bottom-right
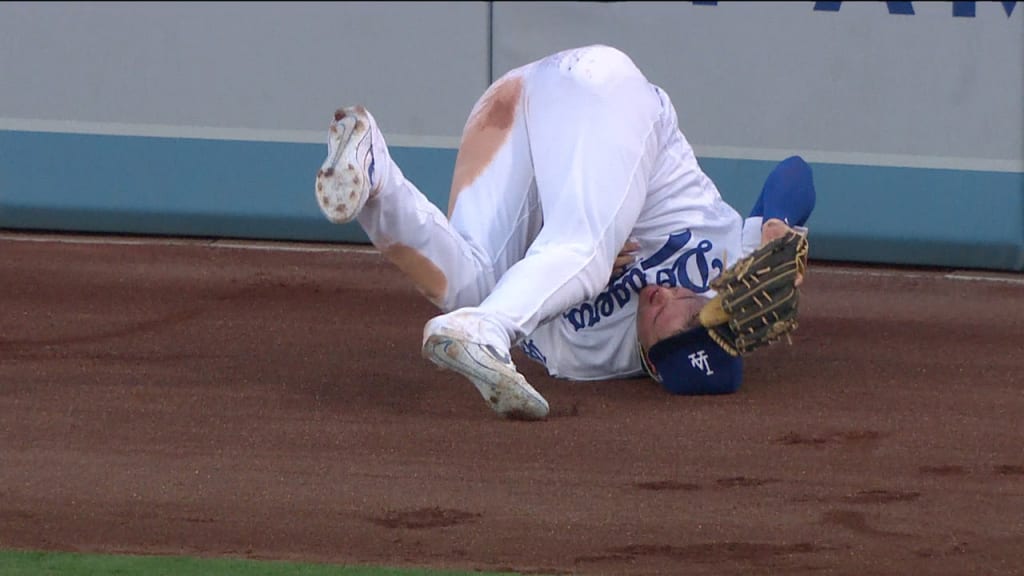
(636, 285), (708, 349)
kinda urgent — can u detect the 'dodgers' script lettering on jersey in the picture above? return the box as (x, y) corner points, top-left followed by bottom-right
(562, 230), (724, 332)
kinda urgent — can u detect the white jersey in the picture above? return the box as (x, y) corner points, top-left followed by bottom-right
(354, 44), (746, 382)
(522, 82), (745, 380)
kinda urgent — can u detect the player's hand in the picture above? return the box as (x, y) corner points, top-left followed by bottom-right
(611, 238), (640, 280)
(760, 218), (806, 287)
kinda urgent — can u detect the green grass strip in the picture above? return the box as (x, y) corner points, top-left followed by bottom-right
(0, 550), (528, 576)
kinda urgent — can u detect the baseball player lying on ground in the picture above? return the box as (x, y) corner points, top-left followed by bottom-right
(315, 44), (816, 421)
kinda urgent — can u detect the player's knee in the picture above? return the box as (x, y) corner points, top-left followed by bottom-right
(550, 44), (643, 89)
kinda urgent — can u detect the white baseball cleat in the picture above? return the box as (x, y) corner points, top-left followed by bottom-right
(315, 105), (379, 224)
(422, 316), (550, 421)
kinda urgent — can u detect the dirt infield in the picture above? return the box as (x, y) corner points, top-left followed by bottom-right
(1, 233), (1022, 576)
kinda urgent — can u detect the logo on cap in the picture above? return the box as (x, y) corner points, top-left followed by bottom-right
(688, 350), (714, 375)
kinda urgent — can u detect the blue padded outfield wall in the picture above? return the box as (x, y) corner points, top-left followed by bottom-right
(1, 2), (1022, 271)
(0, 130), (456, 245)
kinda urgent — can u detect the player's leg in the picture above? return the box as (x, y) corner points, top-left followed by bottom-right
(472, 45), (663, 341)
(315, 96), (551, 420)
(740, 155), (817, 257)
(422, 46), (667, 420)
(418, 71), (552, 420)
(314, 106), (498, 310)
(438, 71), (544, 311)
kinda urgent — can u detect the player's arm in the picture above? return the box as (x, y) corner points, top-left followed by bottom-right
(610, 238), (641, 280)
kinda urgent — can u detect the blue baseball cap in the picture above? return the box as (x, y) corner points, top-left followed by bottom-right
(640, 327), (743, 395)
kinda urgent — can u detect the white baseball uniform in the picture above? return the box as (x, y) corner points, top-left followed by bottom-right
(356, 44), (762, 382)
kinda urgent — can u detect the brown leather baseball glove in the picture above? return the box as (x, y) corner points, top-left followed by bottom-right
(697, 229), (809, 356)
